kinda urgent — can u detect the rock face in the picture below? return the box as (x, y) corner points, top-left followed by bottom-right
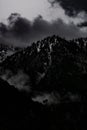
(0, 35), (87, 129)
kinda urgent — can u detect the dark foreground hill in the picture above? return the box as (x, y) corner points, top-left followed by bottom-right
(0, 78), (87, 130)
(0, 78), (47, 130)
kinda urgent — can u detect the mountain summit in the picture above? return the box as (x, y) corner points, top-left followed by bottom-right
(1, 35), (87, 93)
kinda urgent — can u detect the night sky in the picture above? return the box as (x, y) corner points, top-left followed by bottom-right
(0, 0), (87, 46)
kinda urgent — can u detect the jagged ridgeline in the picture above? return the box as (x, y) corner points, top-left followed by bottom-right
(0, 35), (87, 94)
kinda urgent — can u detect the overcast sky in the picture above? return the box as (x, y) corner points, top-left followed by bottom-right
(0, 0), (87, 46)
(0, 0), (86, 23)
(0, 0), (60, 22)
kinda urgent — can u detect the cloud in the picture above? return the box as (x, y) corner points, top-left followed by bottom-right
(1, 70), (31, 92)
(32, 92), (60, 105)
(0, 13), (87, 46)
(48, 0), (87, 16)
(78, 21), (87, 27)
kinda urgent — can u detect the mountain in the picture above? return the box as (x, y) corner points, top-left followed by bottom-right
(1, 35), (87, 92)
(1, 35), (87, 129)
(0, 35), (87, 103)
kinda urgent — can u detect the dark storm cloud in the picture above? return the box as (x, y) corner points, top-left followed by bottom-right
(78, 21), (87, 27)
(48, 0), (87, 16)
(0, 14), (87, 46)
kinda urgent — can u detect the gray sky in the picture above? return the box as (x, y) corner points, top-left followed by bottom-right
(0, 0), (85, 23)
(0, 0), (56, 22)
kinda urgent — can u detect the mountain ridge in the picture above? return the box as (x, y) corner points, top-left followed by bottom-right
(1, 35), (87, 129)
(0, 35), (87, 93)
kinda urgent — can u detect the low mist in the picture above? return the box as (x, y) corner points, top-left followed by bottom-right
(1, 70), (31, 92)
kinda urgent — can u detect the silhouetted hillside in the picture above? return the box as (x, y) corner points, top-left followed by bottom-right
(0, 78), (87, 130)
(0, 78), (47, 129)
